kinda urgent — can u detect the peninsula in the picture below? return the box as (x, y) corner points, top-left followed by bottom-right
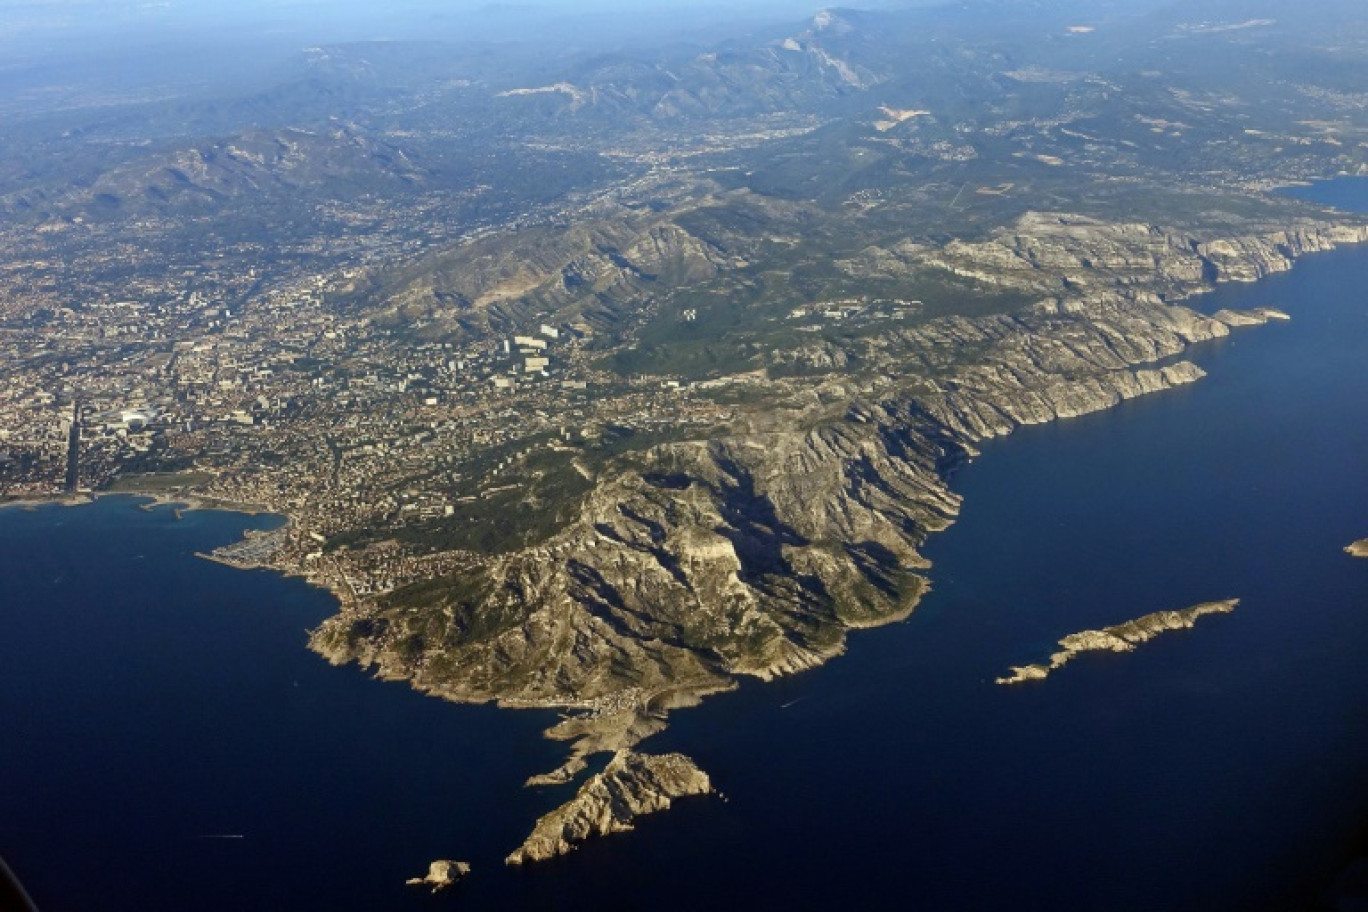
(997, 600), (1240, 685)
(1346, 539), (1368, 559)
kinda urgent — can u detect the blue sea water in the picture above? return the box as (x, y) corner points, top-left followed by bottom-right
(0, 501), (567, 911)
(1284, 176), (1368, 213)
(2, 188), (1367, 911)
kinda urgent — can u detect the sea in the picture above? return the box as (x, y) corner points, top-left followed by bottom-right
(2, 181), (1366, 911)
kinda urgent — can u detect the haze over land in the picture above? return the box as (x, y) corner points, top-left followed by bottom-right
(1, 0), (1366, 889)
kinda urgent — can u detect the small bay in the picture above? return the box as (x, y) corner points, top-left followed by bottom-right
(2, 187), (1367, 910)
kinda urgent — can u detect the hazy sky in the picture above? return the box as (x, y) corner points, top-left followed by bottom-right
(0, 0), (841, 42)
(0, 0), (859, 104)
(0, 0), (1009, 64)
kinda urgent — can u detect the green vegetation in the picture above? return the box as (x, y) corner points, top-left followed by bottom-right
(396, 479), (586, 554)
(376, 571), (532, 658)
(606, 258), (1030, 381)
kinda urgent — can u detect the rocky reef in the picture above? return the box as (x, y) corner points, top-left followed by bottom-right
(405, 859), (470, 892)
(1346, 539), (1368, 558)
(505, 751), (712, 865)
(997, 599), (1240, 685)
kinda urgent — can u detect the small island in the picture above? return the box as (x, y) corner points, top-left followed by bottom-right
(997, 599), (1239, 685)
(506, 751), (712, 865)
(404, 859), (470, 893)
(1346, 539), (1368, 559)
(1213, 307), (1291, 326)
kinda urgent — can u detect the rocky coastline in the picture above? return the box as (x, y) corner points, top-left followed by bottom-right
(231, 214), (1364, 865)
(310, 215), (1361, 714)
(996, 599), (1240, 685)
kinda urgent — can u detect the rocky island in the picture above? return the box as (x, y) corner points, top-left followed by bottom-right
(405, 859), (471, 893)
(506, 751), (712, 865)
(997, 599), (1240, 685)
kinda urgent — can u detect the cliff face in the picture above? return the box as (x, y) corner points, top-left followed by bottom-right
(891, 297), (1223, 440)
(1197, 224), (1368, 283)
(505, 751), (712, 865)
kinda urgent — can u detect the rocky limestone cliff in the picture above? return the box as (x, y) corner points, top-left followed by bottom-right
(913, 212), (1368, 298)
(997, 599), (1239, 685)
(505, 751), (712, 865)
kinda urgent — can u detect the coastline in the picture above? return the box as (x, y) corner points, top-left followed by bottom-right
(0, 493), (96, 511)
(7, 215), (1366, 912)
(0, 488), (277, 519)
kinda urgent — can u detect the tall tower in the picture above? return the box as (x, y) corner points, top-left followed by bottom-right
(63, 400), (81, 493)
